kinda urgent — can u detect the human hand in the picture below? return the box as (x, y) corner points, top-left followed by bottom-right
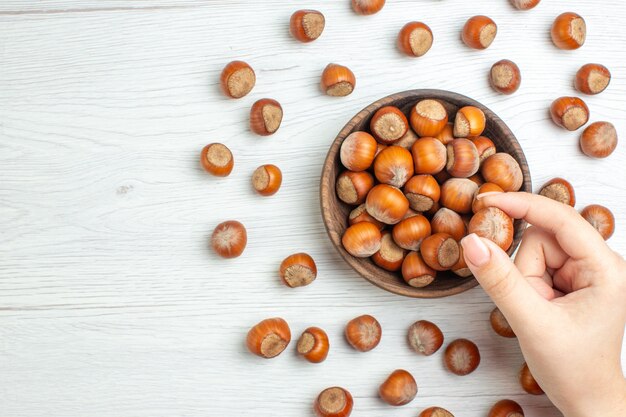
(460, 192), (626, 417)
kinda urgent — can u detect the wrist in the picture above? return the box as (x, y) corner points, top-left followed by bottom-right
(563, 377), (626, 417)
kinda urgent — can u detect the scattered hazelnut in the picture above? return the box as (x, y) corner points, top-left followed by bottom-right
(220, 60), (255, 99)
(279, 253), (317, 288)
(580, 121), (618, 158)
(211, 220), (247, 258)
(398, 22), (434, 57)
(201, 143), (234, 177)
(246, 317), (291, 358)
(345, 314), (382, 352)
(321, 64), (356, 97)
(290, 10), (325, 43)
(250, 99), (283, 136)
(444, 338), (480, 376)
(407, 320), (444, 356)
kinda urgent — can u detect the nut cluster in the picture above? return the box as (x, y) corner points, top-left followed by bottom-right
(337, 99), (522, 288)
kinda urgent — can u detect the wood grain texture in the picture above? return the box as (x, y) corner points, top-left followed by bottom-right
(320, 89), (531, 298)
(0, 1), (625, 417)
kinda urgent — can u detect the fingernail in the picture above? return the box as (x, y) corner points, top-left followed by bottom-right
(476, 191), (504, 200)
(461, 233), (491, 267)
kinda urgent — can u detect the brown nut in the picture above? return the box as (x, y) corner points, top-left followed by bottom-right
(488, 399), (525, 417)
(398, 22), (434, 57)
(336, 170), (375, 205)
(379, 369), (418, 406)
(314, 387), (354, 417)
(403, 174), (441, 212)
(454, 106), (486, 138)
(410, 99), (449, 137)
(279, 253), (317, 288)
(211, 220), (247, 259)
(472, 183), (504, 213)
(468, 207), (514, 251)
(580, 121), (618, 158)
(480, 153), (523, 192)
(345, 314), (382, 352)
(366, 184), (410, 225)
(252, 164), (282, 196)
(372, 231), (406, 272)
(520, 362), (544, 395)
(297, 327), (329, 363)
(246, 317), (291, 358)
(490, 60), (521, 95)
(469, 136), (496, 163)
(551, 12), (586, 50)
(538, 178), (576, 207)
(419, 407), (454, 417)
(220, 60), (255, 99)
(550, 96), (589, 131)
(440, 178), (479, 214)
(581, 204), (615, 240)
(446, 138), (480, 178)
(392, 214), (432, 251)
(490, 307), (516, 338)
(462, 15), (497, 49)
(250, 99), (283, 136)
(576, 63), (611, 95)
(401, 251), (437, 288)
(348, 204), (385, 230)
(340, 131), (377, 171)
(407, 320), (444, 356)
(444, 338), (480, 376)
(321, 64), (356, 97)
(420, 232), (460, 271)
(290, 10), (325, 43)
(342, 222), (382, 258)
(411, 137), (448, 175)
(374, 146), (415, 188)
(370, 106), (409, 144)
(431, 208), (466, 241)
(201, 143), (234, 177)
(510, 0), (540, 10)
(352, 0), (385, 15)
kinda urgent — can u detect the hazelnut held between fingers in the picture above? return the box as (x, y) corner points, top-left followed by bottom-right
(279, 253), (317, 288)
(250, 99), (283, 136)
(297, 327), (329, 363)
(321, 64), (356, 97)
(201, 143), (234, 177)
(345, 314), (382, 352)
(211, 220), (247, 258)
(246, 317), (291, 358)
(290, 10), (325, 43)
(220, 60), (255, 99)
(468, 207), (514, 251)
(420, 232), (460, 271)
(379, 369), (418, 406)
(314, 387), (353, 417)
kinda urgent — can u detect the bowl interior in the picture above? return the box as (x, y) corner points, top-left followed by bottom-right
(320, 89), (531, 298)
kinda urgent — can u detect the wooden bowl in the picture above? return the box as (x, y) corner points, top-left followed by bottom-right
(320, 89), (531, 298)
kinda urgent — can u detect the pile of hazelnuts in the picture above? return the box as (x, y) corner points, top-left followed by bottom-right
(246, 310), (540, 417)
(338, 99), (522, 287)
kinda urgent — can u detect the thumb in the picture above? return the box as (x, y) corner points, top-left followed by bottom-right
(461, 233), (547, 330)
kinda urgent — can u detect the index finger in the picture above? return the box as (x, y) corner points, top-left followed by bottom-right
(479, 192), (606, 260)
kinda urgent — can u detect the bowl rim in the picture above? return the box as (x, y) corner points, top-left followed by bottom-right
(320, 89), (531, 298)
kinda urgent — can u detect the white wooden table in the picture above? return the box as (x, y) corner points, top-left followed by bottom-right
(1, 1), (625, 416)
